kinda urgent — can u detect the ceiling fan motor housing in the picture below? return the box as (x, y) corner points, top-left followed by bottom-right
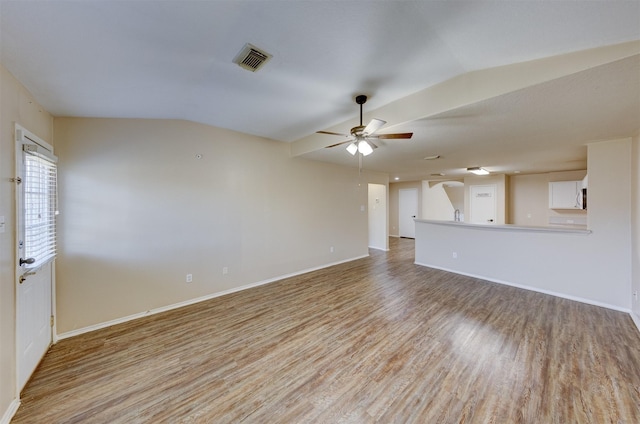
(355, 95), (367, 105)
(351, 125), (366, 137)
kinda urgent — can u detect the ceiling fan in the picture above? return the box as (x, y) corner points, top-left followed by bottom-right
(318, 95), (413, 156)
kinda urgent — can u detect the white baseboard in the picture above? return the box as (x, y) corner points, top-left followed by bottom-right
(631, 310), (640, 333)
(1, 399), (20, 424)
(414, 261), (632, 314)
(58, 254), (369, 340)
(368, 246), (390, 252)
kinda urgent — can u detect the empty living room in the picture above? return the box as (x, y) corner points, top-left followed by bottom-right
(1, 1), (639, 423)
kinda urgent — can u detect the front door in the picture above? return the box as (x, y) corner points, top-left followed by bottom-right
(15, 124), (56, 392)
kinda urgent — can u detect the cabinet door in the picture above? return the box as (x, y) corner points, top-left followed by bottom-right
(549, 181), (581, 209)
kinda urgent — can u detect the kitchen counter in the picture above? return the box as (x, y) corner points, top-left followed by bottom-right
(415, 219), (591, 235)
(413, 218), (611, 310)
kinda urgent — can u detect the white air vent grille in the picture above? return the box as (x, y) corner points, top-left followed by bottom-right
(234, 43), (272, 72)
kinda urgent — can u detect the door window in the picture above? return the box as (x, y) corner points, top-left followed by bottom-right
(23, 148), (58, 268)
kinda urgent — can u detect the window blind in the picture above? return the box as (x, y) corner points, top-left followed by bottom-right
(23, 149), (58, 269)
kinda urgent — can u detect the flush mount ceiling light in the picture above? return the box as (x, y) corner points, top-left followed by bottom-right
(467, 167), (490, 175)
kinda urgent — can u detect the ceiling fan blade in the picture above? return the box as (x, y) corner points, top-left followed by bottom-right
(317, 130), (349, 137)
(324, 139), (353, 148)
(363, 118), (386, 135)
(369, 132), (413, 140)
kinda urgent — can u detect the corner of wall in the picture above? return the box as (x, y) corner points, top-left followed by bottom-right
(631, 135), (640, 320)
(0, 399), (20, 424)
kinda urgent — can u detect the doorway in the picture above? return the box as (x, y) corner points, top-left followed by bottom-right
(368, 184), (387, 251)
(399, 188), (418, 238)
(15, 124), (56, 392)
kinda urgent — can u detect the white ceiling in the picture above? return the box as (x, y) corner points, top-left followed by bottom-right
(1, 0), (639, 181)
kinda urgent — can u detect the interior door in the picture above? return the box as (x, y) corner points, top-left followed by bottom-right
(15, 124), (56, 393)
(399, 188), (418, 238)
(469, 184), (497, 224)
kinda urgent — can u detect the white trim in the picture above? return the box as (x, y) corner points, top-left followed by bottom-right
(51, 261), (58, 344)
(368, 246), (390, 252)
(415, 261), (631, 314)
(1, 399), (20, 424)
(631, 311), (640, 334)
(15, 123), (53, 152)
(58, 254), (369, 340)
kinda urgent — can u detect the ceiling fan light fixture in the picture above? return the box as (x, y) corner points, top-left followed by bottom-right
(320, 94), (411, 156)
(467, 167), (490, 175)
(346, 142), (358, 155)
(358, 140), (373, 156)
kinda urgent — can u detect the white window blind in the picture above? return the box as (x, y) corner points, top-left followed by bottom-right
(23, 148), (58, 269)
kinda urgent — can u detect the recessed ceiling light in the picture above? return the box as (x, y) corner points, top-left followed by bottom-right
(467, 167), (490, 175)
(394, 177), (400, 181)
(424, 155), (441, 160)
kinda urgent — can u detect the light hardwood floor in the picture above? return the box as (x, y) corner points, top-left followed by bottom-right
(12, 238), (640, 423)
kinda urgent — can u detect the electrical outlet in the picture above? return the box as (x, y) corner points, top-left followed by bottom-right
(330, 246), (334, 253)
(452, 252), (458, 259)
(634, 291), (638, 302)
(186, 274), (192, 283)
(222, 267), (228, 275)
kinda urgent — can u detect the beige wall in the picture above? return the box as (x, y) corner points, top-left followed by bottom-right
(421, 181), (461, 221)
(587, 138), (632, 307)
(389, 181), (422, 237)
(53, 117), (382, 333)
(0, 65), (53, 420)
(509, 170), (587, 226)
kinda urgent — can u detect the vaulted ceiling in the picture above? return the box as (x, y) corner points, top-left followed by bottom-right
(1, 1), (639, 180)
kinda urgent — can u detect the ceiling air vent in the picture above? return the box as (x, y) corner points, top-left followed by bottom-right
(233, 43), (272, 72)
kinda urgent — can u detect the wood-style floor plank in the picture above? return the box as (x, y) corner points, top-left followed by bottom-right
(12, 238), (640, 423)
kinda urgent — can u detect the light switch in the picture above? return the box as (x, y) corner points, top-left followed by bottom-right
(0, 216), (4, 233)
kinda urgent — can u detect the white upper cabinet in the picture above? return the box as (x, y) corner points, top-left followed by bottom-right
(549, 181), (583, 209)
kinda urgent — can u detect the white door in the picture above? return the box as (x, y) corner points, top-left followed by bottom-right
(399, 188), (418, 238)
(15, 124), (56, 393)
(469, 184), (497, 224)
